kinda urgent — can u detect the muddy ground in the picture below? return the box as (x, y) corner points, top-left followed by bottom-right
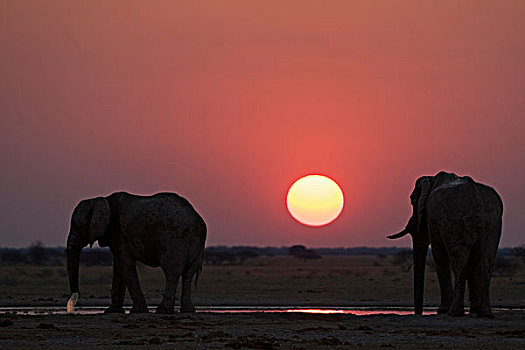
(1, 310), (524, 349)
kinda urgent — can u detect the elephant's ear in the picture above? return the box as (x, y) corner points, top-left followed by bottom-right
(416, 177), (432, 232)
(89, 198), (110, 247)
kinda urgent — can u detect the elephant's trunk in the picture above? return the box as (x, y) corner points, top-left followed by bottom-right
(413, 242), (428, 315)
(66, 246), (81, 295)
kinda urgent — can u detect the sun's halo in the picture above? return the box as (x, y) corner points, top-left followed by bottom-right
(286, 175), (344, 227)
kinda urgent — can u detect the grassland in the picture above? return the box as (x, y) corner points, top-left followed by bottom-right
(1, 255), (524, 349)
(1, 255), (523, 308)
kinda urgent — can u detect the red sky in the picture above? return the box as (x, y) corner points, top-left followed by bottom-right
(1, 1), (524, 247)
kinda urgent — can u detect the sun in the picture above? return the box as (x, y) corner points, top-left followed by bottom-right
(286, 175), (344, 227)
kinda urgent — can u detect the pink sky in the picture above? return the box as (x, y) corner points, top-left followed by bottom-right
(1, 1), (524, 247)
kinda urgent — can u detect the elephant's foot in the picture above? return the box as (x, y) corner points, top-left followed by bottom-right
(437, 305), (451, 314)
(104, 306), (125, 314)
(447, 308), (465, 317)
(180, 305), (196, 313)
(156, 304), (174, 314)
(130, 305), (149, 313)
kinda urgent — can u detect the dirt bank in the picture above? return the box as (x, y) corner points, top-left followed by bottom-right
(1, 310), (523, 349)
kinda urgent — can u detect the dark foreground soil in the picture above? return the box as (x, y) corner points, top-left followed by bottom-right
(0, 310), (523, 349)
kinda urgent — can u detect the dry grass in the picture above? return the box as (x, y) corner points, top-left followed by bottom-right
(0, 255), (523, 307)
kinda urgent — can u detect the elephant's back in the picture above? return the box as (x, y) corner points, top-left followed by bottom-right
(427, 181), (502, 246)
(474, 183), (503, 217)
(117, 192), (206, 237)
(430, 181), (500, 213)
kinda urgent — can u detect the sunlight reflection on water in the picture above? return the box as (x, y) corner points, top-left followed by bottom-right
(0, 306), (438, 316)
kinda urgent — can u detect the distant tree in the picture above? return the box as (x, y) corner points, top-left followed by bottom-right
(46, 248), (66, 266)
(295, 249), (322, 262)
(204, 250), (237, 265)
(494, 256), (520, 276)
(27, 241), (47, 265)
(236, 250), (260, 265)
(203, 250), (215, 265)
(513, 246), (525, 262)
(288, 245), (307, 256)
(1, 249), (26, 264)
(216, 251), (237, 265)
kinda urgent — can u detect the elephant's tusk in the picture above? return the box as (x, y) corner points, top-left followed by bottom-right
(67, 292), (79, 313)
(387, 229), (409, 239)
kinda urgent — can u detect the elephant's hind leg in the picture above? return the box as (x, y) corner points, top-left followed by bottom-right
(448, 249), (470, 317)
(431, 243), (453, 314)
(476, 233), (499, 318)
(157, 264), (182, 314)
(467, 248), (481, 315)
(476, 270), (494, 318)
(180, 271), (196, 313)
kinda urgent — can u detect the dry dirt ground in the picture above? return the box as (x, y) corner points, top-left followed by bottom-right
(1, 256), (523, 307)
(0, 310), (524, 349)
(1, 256), (523, 348)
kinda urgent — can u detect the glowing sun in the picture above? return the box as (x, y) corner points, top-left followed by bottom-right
(286, 175), (344, 227)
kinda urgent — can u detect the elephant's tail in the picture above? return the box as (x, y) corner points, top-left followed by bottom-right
(194, 249), (204, 288)
(194, 220), (207, 288)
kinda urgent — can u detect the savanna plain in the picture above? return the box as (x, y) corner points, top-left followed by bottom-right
(1, 255), (524, 349)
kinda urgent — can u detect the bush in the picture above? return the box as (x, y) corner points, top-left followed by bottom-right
(494, 256), (520, 276)
(204, 250), (237, 265)
(27, 241), (46, 265)
(295, 249), (322, 262)
(236, 250), (260, 265)
(392, 250), (413, 272)
(1, 250), (26, 264)
(288, 245), (307, 256)
(80, 249), (113, 266)
(513, 247), (525, 262)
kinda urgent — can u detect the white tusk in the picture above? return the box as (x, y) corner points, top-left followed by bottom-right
(67, 292), (79, 313)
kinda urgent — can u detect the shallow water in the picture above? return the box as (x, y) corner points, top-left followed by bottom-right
(2, 305), (519, 316)
(0, 306), (437, 316)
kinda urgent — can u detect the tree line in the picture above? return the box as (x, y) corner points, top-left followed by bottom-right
(1, 242), (523, 268)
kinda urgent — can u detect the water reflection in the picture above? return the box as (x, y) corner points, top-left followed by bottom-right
(0, 306), (437, 315)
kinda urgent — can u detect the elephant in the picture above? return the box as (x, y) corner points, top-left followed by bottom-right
(66, 192), (207, 314)
(387, 171), (503, 318)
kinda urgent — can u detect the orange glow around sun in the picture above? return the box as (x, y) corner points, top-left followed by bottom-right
(286, 175), (344, 227)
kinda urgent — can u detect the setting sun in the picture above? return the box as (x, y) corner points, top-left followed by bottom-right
(286, 175), (344, 227)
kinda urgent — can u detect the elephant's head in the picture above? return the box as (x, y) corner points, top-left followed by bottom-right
(66, 197), (110, 296)
(387, 176), (433, 314)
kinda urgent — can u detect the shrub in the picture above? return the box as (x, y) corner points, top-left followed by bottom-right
(80, 249), (113, 266)
(288, 245), (307, 256)
(494, 256), (520, 276)
(392, 250), (413, 272)
(204, 250), (237, 265)
(513, 247), (525, 262)
(1, 250), (26, 264)
(27, 241), (46, 265)
(236, 250), (260, 265)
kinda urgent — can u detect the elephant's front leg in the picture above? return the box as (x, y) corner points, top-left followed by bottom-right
(156, 265), (182, 314)
(116, 248), (148, 313)
(104, 261), (126, 314)
(180, 272), (196, 313)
